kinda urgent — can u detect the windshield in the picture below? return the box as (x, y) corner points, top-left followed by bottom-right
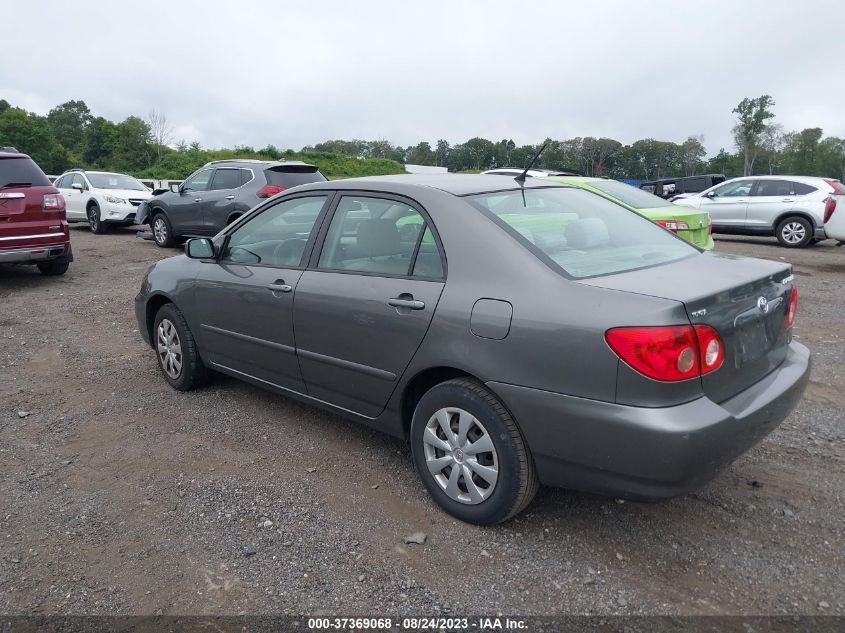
(87, 173), (148, 191)
(589, 180), (672, 210)
(468, 187), (697, 279)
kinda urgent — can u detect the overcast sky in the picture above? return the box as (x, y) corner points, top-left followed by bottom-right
(3, 0), (843, 156)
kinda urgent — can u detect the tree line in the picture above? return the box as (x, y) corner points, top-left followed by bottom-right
(1, 96), (843, 182)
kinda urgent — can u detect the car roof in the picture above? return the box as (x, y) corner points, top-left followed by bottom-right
(203, 159), (316, 168)
(295, 173), (572, 197)
(0, 150), (29, 159)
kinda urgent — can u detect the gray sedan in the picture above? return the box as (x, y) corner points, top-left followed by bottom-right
(135, 175), (810, 525)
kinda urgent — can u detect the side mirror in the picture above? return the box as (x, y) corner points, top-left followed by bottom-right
(170, 183), (181, 193)
(704, 191), (716, 198)
(185, 238), (215, 259)
(71, 182), (84, 192)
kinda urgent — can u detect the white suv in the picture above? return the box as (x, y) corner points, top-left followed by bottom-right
(54, 170), (153, 234)
(674, 175), (844, 248)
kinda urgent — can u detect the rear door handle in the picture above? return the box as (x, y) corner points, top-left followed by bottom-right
(267, 280), (292, 293)
(194, 197), (203, 202)
(225, 195), (235, 200)
(781, 198), (794, 202)
(389, 297), (425, 310)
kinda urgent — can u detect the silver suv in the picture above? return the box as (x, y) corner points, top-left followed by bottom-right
(674, 175), (844, 248)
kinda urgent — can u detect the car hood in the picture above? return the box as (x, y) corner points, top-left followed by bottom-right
(101, 189), (153, 199)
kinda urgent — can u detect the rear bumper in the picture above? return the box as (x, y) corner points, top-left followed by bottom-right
(0, 242), (72, 264)
(489, 341), (811, 499)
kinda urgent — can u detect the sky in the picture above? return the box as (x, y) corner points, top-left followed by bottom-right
(3, 0), (844, 157)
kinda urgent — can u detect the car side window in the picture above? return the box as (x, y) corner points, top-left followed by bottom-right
(240, 169), (254, 186)
(318, 195), (443, 278)
(182, 169), (212, 193)
(792, 182), (818, 195)
(55, 175), (67, 188)
(220, 195), (328, 267)
(712, 180), (753, 197)
(209, 168), (242, 191)
(754, 180), (793, 196)
(72, 174), (86, 190)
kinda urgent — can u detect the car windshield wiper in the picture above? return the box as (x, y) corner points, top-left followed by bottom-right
(0, 182), (32, 189)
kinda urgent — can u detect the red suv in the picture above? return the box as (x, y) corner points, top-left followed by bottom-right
(0, 148), (72, 275)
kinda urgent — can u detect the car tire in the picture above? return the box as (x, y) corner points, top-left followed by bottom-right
(87, 203), (107, 234)
(152, 303), (210, 391)
(776, 216), (813, 248)
(410, 378), (538, 525)
(36, 260), (69, 276)
(152, 212), (175, 248)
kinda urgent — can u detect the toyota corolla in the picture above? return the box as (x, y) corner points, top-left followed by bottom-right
(135, 174), (810, 525)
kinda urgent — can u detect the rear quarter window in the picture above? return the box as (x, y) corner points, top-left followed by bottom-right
(0, 157), (51, 188)
(792, 182), (818, 195)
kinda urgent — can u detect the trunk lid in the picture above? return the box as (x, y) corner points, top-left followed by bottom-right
(640, 206), (712, 249)
(580, 252), (795, 403)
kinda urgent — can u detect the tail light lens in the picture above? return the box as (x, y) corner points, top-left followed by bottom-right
(823, 196), (837, 223)
(256, 184), (286, 198)
(784, 287), (798, 329)
(707, 215), (713, 235)
(823, 179), (845, 195)
(656, 219), (690, 232)
(605, 324), (724, 382)
(43, 193), (66, 211)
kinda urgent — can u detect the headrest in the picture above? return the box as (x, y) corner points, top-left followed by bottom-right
(565, 218), (610, 249)
(356, 219), (401, 257)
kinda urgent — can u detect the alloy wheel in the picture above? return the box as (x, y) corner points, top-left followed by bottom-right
(88, 207), (99, 231)
(422, 407), (499, 505)
(157, 318), (183, 379)
(153, 217), (168, 245)
(781, 221), (806, 245)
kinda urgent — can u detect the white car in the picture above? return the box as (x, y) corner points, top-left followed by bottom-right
(674, 175), (845, 248)
(824, 188), (845, 243)
(54, 170), (152, 234)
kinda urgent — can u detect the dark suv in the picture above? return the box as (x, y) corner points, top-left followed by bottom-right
(0, 149), (72, 275)
(138, 159), (327, 247)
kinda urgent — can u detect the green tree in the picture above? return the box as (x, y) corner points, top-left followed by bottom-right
(781, 127), (823, 175)
(435, 139), (450, 167)
(0, 107), (58, 171)
(0, 99), (10, 115)
(82, 116), (117, 166)
(732, 95), (776, 175)
(47, 100), (92, 154)
(679, 135), (706, 176)
(407, 141), (435, 165)
(109, 116), (153, 171)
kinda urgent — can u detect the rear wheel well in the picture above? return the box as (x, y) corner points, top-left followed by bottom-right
(145, 295), (172, 345)
(774, 210), (817, 231)
(401, 367), (475, 439)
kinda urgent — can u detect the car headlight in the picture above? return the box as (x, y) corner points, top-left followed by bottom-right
(105, 195), (126, 204)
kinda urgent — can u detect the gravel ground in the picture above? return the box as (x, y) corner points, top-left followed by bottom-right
(0, 226), (843, 616)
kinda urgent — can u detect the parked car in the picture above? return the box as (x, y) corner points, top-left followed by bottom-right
(54, 169), (152, 234)
(823, 182), (845, 242)
(135, 174), (809, 525)
(675, 176), (844, 248)
(136, 159), (327, 247)
(0, 149), (72, 275)
(640, 174), (726, 199)
(481, 168), (581, 178)
(544, 175), (715, 250)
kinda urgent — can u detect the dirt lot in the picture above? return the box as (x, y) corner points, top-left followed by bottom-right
(1, 226), (843, 616)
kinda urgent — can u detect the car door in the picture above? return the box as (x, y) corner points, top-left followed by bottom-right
(699, 179), (755, 228)
(54, 176), (77, 220)
(62, 174), (87, 220)
(192, 193), (332, 393)
(202, 167), (245, 234)
(293, 193), (447, 418)
(745, 179), (795, 231)
(170, 168), (213, 234)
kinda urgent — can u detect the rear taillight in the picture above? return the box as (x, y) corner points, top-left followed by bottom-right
(824, 179), (845, 195)
(656, 219), (690, 232)
(707, 215), (713, 235)
(605, 324), (724, 382)
(43, 193), (65, 211)
(823, 196), (837, 223)
(256, 184), (286, 198)
(785, 287), (798, 329)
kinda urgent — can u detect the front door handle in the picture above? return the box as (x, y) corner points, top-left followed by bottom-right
(781, 198), (794, 202)
(194, 197), (203, 202)
(225, 195), (235, 200)
(389, 296), (425, 310)
(267, 280), (292, 293)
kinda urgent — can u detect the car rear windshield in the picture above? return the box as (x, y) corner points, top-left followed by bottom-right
(0, 157), (51, 188)
(589, 179), (670, 210)
(467, 187), (697, 279)
(264, 165), (327, 188)
(87, 173), (148, 190)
